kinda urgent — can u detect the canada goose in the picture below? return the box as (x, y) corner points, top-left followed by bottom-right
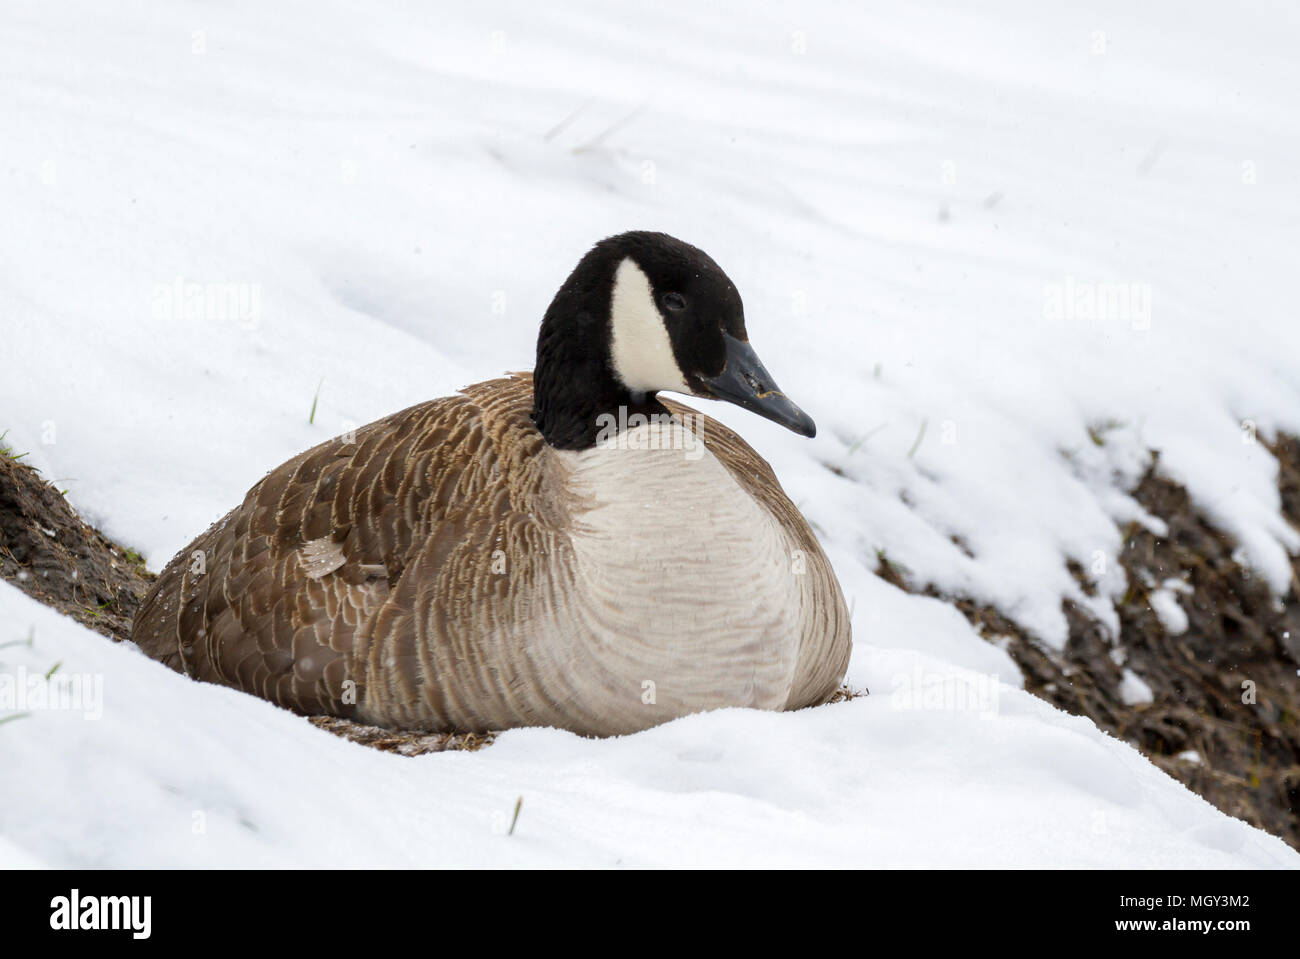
(132, 231), (851, 736)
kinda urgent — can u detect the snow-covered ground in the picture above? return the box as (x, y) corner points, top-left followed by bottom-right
(2, 585), (1293, 866)
(2, 1), (1298, 866)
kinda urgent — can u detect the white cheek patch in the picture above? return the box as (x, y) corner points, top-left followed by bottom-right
(608, 257), (691, 395)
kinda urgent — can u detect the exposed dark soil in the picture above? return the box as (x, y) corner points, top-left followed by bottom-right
(0, 452), (154, 642)
(307, 716), (497, 755)
(878, 439), (1300, 851)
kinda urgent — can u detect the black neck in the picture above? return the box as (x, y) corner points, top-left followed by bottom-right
(531, 246), (667, 450)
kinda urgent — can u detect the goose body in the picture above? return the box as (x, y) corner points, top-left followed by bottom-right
(132, 232), (851, 735)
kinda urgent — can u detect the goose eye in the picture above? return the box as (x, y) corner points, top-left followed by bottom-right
(661, 292), (687, 311)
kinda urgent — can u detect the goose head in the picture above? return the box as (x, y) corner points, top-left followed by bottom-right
(532, 231), (816, 449)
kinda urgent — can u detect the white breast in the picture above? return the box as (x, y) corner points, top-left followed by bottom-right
(556, 416), (804, 729)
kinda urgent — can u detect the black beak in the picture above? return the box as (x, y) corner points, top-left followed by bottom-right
(699, 334), (817, 438)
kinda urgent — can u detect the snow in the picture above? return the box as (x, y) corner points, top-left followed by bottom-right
(1119, 668), (1155, 707)
(1, 0), (1298, 865)
(1, 583), (1293, 866)
(1149, 582), (1191, 636)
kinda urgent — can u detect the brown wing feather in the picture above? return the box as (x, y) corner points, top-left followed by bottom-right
(131, 374), (543, 718)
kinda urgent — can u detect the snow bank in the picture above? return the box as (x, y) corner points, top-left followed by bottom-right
(1, 583), (1293, 866)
